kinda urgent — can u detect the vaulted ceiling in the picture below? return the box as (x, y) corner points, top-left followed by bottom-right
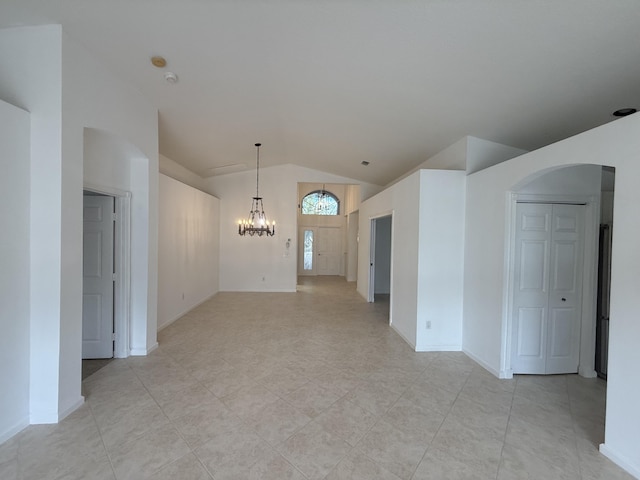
(2, 1), (639, 185)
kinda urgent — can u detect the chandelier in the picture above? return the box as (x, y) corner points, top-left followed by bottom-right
(315, 185), (331, 215)
(238, 143), (275, 237)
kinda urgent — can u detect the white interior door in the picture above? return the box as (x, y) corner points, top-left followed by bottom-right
(511, 203), (584, 374)
(83, 195), (115, 359)
(317, 227), (341, 275)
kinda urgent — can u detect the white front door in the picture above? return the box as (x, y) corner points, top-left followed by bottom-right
(83, 195), (115, 359)
(317, 227), (341, 275)
(511, 203), (584, 374)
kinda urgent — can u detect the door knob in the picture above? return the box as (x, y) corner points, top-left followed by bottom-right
(561, 298), (566, 302)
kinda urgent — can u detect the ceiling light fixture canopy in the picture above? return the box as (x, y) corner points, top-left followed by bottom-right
(238, 143), (275, 237)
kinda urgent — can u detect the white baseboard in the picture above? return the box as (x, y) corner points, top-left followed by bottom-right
(157, 291), (219, 331)
(578, 367), (598, 378)
(462, 348), (512, 378)
(130, 342), (158, 356)
(415, 344), (462, 352)
(29, 411), (59, 425)
(390, 324), (416, 350)
(221, 288), (297, 293)
(58, 396), (85, 422)
(600, 443), (640, 479)
(0, 416), (29, 444)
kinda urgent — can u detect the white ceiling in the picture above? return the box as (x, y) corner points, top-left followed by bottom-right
(2, 0), (640, 185)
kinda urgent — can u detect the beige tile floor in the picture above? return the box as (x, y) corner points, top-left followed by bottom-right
(0, 276), (634, 480)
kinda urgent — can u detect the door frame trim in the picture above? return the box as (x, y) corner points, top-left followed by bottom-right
(368, 211), (394, 315)
(501, 192), (599, 378)
(84, 183), (132, 359)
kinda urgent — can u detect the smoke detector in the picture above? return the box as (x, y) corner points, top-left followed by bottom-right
(164, 72), (178, 84)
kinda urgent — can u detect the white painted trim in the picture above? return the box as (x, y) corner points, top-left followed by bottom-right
(130, 342), (158, 356)
(0, 417), (29, 445)
(579, 195), (599, 377)
(83, 182), (131, 199)
(600, 443), (640, 479)
(368, 210), (394, 304)
(501, 191), (518, 376)
(368, 218), (376, 303)
(158, 292), (218, 331)
(114, 195), (131, 359)
(501, 193), (599, 377)
(30, 411), (60, 425)
(579, 367), (597, 378)
(416, 345), (462, 352)
(390, 323), (416, 350)
(221, 288), (297, 293)
(463, 348), (512, 378)
(58, 396), (85, 422)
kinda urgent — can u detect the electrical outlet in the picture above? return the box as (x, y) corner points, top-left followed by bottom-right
(426, 320), (431, 329)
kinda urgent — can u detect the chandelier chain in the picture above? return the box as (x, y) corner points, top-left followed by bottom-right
(255, 143), (260, 199)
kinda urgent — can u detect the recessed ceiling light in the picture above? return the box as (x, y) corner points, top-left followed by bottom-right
(151, 56), (167, 68)
(612, 108), (637, 117)
(361, 161), (370, 166)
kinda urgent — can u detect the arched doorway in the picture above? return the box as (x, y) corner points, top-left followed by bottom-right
(503, 164), (613, 377)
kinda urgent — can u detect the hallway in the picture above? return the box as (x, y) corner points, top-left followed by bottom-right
(0, 277), (632, 479)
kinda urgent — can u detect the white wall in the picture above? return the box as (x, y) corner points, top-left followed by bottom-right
(419, 138), (468, 171)
(158, 174), (220, 330)
(515, 163), (602, 195)
(160, 154), (207, 192)
(462, 114), (640, 477)
(61, 31), (158, 417)
(0, 99), (30, 442)
(344, 184), (362, 215)
(206, 163), (380, 292)
(0, 25), (158, 428)
(358, 170), (465, 350)
(0, 25), (64, 425)
(415, 170), (466, 351)
(359, 172), (420, 347)
(466, 136), (527, 174)
(387, 136), (527, 188)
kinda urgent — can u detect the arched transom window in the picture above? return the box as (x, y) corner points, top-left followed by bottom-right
(301, 190), (340, 215)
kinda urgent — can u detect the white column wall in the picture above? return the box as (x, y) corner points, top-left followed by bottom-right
(358, 172), (421, 347)
(0, 100), (31, 442)
(0, 25), (64, 424)
(415, 170), (466, 351)
(60, 32), (158, 415)
(158, 174), (220, 329)
(463, 114), (640, 477)
(358, 170), (466, 351)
